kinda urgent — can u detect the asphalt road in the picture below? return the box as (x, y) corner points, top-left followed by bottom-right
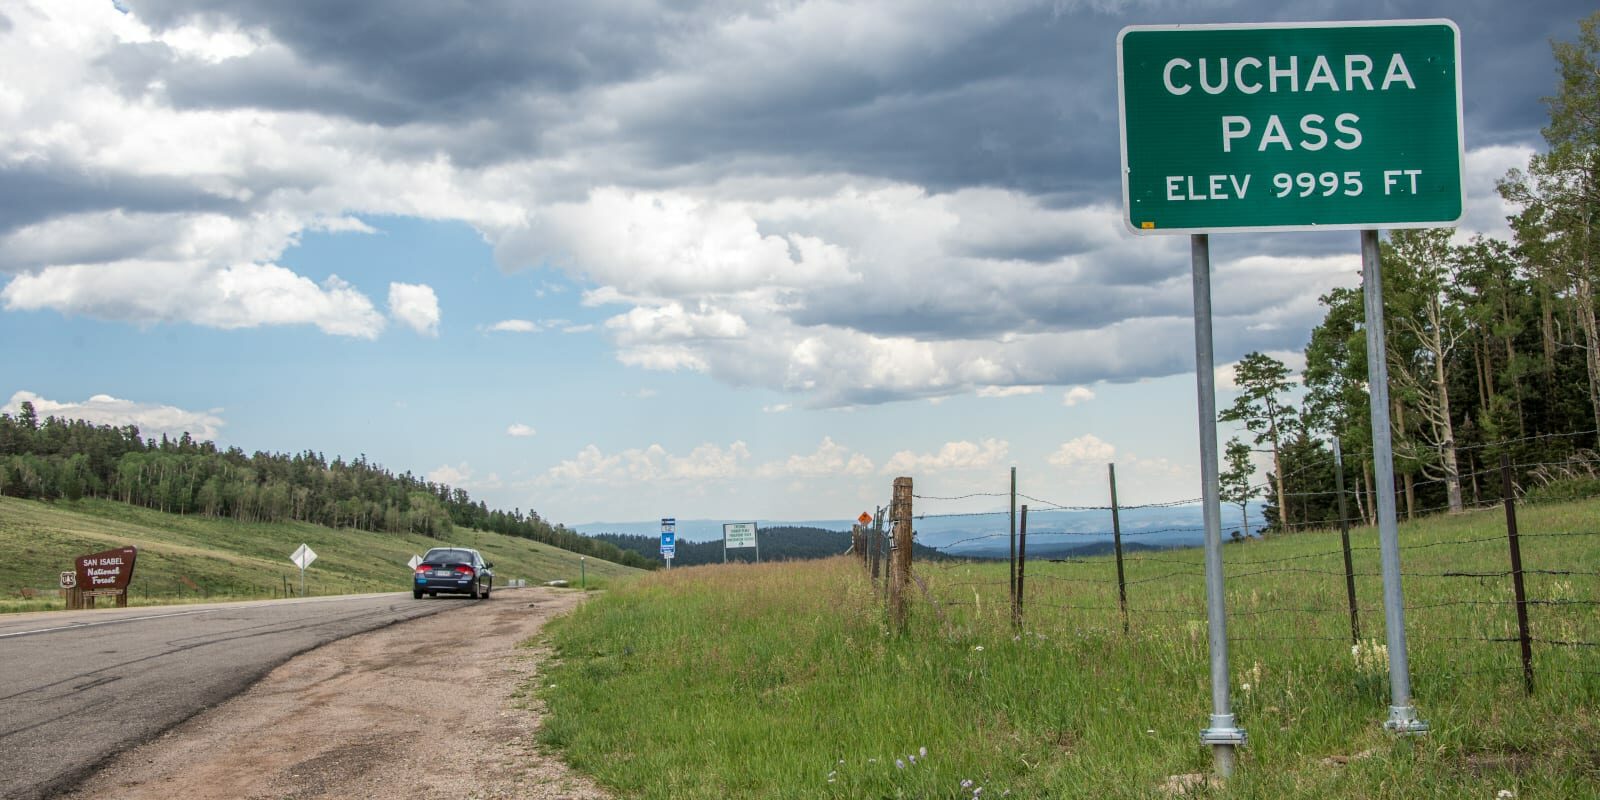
(0, 593), (470, 800)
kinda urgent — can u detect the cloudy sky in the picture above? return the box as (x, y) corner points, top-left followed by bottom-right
(1, 1), (1589, 526)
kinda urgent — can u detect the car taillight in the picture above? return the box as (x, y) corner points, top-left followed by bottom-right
(415, 564), (431, 573)
(454, 564), (475, 575)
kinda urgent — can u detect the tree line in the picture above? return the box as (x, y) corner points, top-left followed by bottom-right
(0, 404), (656, 570)
(1221, 14), (1600, 532)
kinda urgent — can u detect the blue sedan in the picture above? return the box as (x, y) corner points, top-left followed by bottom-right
(413, 547), (494, 599)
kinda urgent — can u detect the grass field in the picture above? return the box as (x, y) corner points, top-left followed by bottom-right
(0, 496), (641, 613)
(536, 498), (1599, 799)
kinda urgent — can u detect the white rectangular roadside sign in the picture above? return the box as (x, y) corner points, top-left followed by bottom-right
(723, 522), (757, 549)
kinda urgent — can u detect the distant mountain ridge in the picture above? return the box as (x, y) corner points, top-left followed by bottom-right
(577, 503), (1267, 559)
(592, 525), (946, 566)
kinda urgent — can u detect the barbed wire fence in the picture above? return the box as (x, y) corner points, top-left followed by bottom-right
(849, 429), (1599, 696)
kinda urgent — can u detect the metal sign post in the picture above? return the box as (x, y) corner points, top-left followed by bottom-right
(660, 518), (676, 570)
(1118, 20), (1459, 764)
(1361, 229), (1428, 733)
(290, 543), (317, 597)
(1190, 234), (1247, 774)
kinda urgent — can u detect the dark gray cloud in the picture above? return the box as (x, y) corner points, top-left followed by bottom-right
(0, 162), (243, 237)
(106, 1), (1592, 206)
(119, 0), (695, 122)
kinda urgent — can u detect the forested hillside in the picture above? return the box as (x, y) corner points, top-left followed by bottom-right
(593, 525), (947, 566)
(0, 406), (655, 569)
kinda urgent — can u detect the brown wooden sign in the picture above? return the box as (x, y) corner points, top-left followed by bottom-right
(68, 546), (138, 609)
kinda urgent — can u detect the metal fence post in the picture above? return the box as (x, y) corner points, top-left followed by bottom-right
(1016, 505), (1028, 628)
(1360, 228), (1428, 734)
(1009, 466), (1018, 627)
(1333, 437), (1360, 644)
(1109, 463), (1128, 634)
(1500, 454), (1535, 694)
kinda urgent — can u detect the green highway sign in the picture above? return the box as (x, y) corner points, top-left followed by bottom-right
(1117, 20), (1463, 234)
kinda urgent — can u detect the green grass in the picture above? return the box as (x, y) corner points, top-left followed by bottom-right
(0, 496), (640, 613)
(536, 498), (1600, 799)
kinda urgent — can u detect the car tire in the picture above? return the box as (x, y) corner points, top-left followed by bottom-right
(482, 581), (491, 600)
(469, 582), (480, 600)
(413, 588), (423, 599)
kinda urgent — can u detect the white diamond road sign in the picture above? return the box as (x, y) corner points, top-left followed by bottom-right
(290, 543), (318, 570)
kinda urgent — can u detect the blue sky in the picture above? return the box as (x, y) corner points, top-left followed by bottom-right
(1, 1), (1591, 525)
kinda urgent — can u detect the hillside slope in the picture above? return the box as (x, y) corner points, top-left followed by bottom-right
(1, 496), (640, 612)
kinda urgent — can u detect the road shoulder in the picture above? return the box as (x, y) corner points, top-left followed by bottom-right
(62, 587), (609, 800)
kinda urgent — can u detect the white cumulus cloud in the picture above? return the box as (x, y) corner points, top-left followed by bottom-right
(388, 282), (440, 337)
(4, 390), (225, 440)
(881, 439), (1009, 475)
(757, 437), (873, 478)
(1063, 386), (1095, 406)
(490, 319), (539, 333)
(2, 261), (385, 338)
(427, 462), (502, 490)
(544, 441), (751, 485)
(1047, 434), (1115, 467)
(506, 423), (536, 437)
(977, 385), (1043, 398)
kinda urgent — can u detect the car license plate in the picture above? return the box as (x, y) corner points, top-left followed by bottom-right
(434, 570), (453, 577)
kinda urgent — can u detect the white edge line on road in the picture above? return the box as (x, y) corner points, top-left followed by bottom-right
(0, 608), (222, 639)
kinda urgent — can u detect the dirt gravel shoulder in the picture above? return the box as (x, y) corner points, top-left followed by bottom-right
(61, 587), (609, 800)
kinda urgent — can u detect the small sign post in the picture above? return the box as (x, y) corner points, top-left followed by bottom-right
(290, 543), (317, 597)
(722, 522), (759, 563)
(660, 518), (676, 570)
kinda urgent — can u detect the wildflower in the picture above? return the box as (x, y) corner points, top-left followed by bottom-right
(1496, 791), (1515, 800)
(973, 645), (985, 652)
(896, 759), (906, 769)
(1241, 683), (1252, 693)
(919, 746), (928, 758)
(1146, 729), (1156, 735)
(909, 755), (917, 764)
(974, 788), (983, 796)
(961, 780), (974, 789)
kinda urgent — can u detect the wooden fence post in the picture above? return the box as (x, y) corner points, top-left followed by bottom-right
(890, 477), (913, 632)
(870, 508), (882, 586)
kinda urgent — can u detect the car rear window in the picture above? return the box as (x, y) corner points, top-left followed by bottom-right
(424, 549), (473, 564)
